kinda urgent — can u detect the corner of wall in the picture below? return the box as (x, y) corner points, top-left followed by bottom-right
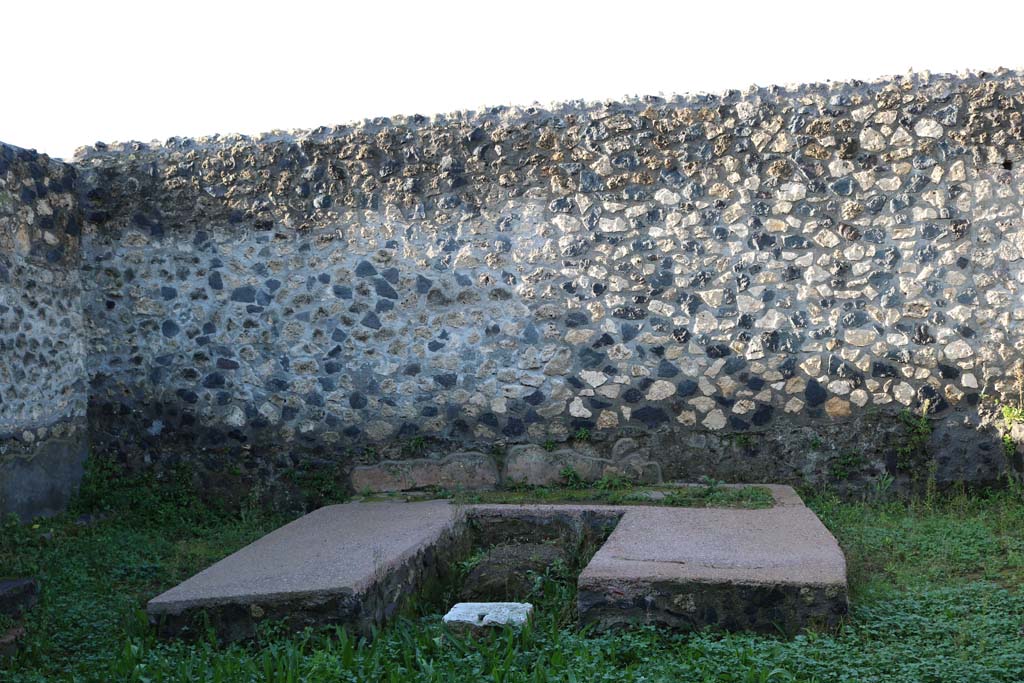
(0, 142), (89, 520)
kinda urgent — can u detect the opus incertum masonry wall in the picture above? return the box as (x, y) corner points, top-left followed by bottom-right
(0, 144), (88, 519)
(5, 68), (1024, 517)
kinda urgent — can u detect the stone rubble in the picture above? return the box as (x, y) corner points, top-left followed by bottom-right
(442, 602), (534, 633)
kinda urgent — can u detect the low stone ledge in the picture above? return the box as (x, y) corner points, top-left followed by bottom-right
(504, 445), (610, 486)
(503, 444), (662, 487)
(351, 452), (499, 493)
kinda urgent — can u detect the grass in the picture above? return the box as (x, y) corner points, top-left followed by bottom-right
(3, 462), (1024, 681)
(448, 483), (775, 509)
(439, 472), (775, 509)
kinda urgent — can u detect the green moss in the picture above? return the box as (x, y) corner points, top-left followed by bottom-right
(450, 483), (774, 509)
(727, 432), (756, 449)
(829, 451), (865, 480)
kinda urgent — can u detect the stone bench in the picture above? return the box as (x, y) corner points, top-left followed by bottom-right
(147, 500), (466, 640)
(147, 486), (847, 640)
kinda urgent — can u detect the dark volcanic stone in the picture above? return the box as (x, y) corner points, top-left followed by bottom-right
(374, 278), (399, 299)
(706, 344), (731, 359)
(657, 359), (680, 378)
(805, 379), (827, 407)
(434, 373), (458, 389)
(230, 286), (256, 303)
(632, 406), (669, 427)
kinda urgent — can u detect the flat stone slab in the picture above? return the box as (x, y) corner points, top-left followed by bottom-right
(147, 501), (463, 640)
(577, 499), (848, 633)
(443, 602), (533, 632)
(350, 452), (498, 493)
(503, 445), (661, 487)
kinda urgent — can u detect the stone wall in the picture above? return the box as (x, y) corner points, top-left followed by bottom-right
(0, 144), (88, 519)
(71, 69), (1024, 500)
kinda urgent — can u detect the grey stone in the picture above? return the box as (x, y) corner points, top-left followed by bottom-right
(503, 445), (611, 486)
(442, 602), (533, 633)
(0, 427), (88, 521)
(0, 625), (25, 659)
(350, 452), (498, 493)
(602, 453), (662, 485)
(611, 438), (640, 460)
(0, 578), (38, 618)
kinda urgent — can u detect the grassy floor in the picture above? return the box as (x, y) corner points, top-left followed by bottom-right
(3, 473), (1024, 682)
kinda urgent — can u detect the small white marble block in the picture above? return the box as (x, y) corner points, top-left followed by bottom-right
(442, 602), (533, 631)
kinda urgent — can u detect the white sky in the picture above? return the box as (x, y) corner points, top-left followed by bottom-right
(5, 0), (1023, 160)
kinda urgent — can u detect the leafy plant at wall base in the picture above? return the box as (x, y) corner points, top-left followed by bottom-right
(543, 440), (557, 452)
(403, 436), (427, 457)
(729, 433), (756, 449)
(559, 466), (586, 490)
(994, 366), (1024, 483)
(71, 455), (211, 527)
(456, 548), (489, 575)
(1004, 434), (1017, 460)
(698, 475), (724, 493)
(572, 428), (591, 442)
(829, 451), (865, 481)
(285, 462), (348, 510)
(872, 473), (895, 500)
(1002, 405), (1024, 426)
(896, 404), (932, 475)
(594, 475), (630, 492)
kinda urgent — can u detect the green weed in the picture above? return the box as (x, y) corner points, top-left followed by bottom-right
(558, 466), (586, 490)
(829, 451), (865, 480)
(896, 405), (932, 474)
